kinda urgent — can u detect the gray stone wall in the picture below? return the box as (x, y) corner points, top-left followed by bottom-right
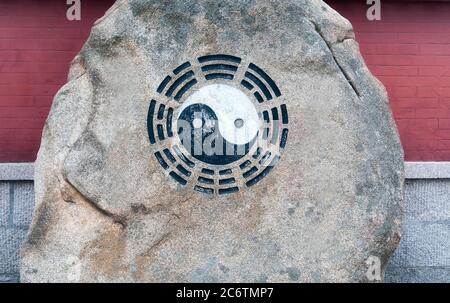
(0, 164), (449, 282)
(0, 181), (34, 283)
(385, 179), (450, 282)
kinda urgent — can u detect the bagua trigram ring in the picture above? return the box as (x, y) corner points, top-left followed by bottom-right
(147, 54), (289, 195)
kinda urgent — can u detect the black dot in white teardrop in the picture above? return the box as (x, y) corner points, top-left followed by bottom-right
(234, 118), (244, 129)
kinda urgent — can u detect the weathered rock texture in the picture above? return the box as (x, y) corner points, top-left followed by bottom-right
(21, 0), (404, 282)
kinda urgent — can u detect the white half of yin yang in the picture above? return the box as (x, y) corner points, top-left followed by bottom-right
(178, 84), (260, 145)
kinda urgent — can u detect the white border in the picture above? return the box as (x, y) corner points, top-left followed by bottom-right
(0, 163), (34, 181)
(405, 162), (450, 179)
(1, 162), (450, 181)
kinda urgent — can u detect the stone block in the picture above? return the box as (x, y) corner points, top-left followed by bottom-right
(405, 179), (450, 222)
(400, 221), (450, 267)
(12, 181), (35, 228)
(385, 266), (450, 283)
(0, 182), (9, 227)
(0, 228), (27, 274)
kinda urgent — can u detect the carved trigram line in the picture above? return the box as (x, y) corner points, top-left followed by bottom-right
(241, 63), (282, 104)
(153, 148), (194, 186)
(147, 99), (175, 144)
(198, 54), (242, 81)
(156, 61), (198, 101)
(193, 169), (240, 195)
(192, 166), (240, 195)
(237, 103), (289, 188)
(147, 98), (196, 186)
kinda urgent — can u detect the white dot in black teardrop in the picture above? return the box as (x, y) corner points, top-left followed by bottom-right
(193, 118), (203, 129)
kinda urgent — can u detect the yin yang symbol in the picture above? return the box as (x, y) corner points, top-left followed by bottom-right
(177, 84), (259, 165)
(147, 54), (289, 195)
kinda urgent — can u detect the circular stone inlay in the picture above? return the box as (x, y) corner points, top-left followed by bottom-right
(146, 54), (289, 195)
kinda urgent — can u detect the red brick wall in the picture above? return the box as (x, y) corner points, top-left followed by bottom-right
(0, 0), (114, 162)
(327, 0), (450, 161)
(0, 0), (449, 162)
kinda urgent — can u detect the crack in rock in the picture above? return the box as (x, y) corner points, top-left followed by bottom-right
(60, 177), (127, 228)
(309, 19), (361, 98)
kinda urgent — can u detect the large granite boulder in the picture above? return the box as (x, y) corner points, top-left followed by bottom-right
(21, 0), (404, 282)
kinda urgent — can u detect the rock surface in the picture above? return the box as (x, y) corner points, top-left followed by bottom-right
(21, 0), (404, 282)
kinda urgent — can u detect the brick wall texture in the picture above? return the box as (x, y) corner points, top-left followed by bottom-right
(0, 0), (114, 162)
(0, 0), (450, 162)
(328, 0), (450, 161)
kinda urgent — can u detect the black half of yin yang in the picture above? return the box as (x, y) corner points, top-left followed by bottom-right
(177, 103), (256, 165)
